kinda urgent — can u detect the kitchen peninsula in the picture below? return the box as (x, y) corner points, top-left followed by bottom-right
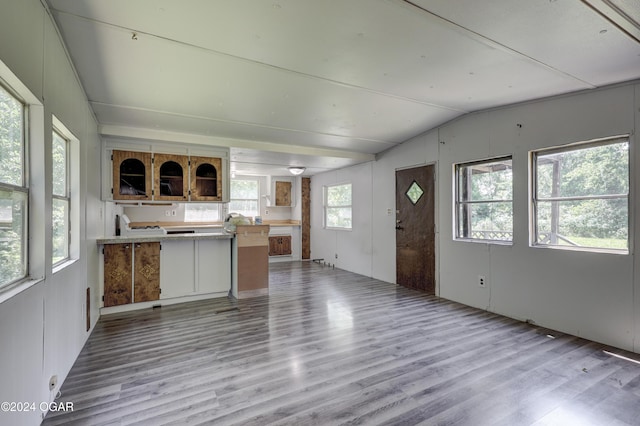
(97, 231), (233, 314)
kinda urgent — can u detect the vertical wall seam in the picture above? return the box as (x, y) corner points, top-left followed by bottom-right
(633, 84), (638, 352)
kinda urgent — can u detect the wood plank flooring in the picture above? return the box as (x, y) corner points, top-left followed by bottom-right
(44, 262), (640, 425)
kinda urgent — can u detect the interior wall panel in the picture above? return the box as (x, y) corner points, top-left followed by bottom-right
(0, 2), (101, 425)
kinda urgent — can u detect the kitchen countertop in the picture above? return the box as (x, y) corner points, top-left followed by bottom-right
(263, 220), (300, 227)
(97, 232), (233, 245)
(128, 220), (301, 229)
(97, 220), (302, 244)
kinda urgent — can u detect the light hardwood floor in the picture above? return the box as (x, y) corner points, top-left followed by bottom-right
(44, 262), (640, 425)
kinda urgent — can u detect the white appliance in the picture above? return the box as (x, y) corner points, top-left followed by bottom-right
(119, 214), (167, 236)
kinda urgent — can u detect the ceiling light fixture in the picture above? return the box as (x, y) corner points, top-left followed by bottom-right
(288, 166), (306, 175)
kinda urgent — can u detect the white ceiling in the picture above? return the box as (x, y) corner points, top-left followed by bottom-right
(46, 0), (640, 176)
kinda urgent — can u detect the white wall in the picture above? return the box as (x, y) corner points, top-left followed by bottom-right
(311, 81), (640, 354)
(311, 162), (373, 276)
(438, 84), (636, 353)
(0, 1), (102, 425)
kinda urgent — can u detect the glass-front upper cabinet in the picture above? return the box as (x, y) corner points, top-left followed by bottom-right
(112, 150), (152, 200)
(153, 153), (189, 201)
(190, 156), (222, 201)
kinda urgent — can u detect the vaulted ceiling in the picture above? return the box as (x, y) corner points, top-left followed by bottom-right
(46, 0), (640, 175)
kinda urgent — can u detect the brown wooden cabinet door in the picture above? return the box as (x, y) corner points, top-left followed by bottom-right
(190, 156), (222, 201)
(153, 153), (188, 201)
(275, 181), (291, 206)
(134, 242), (161, 303)
(268, 236), (280, 256)
(268, 236), (292, 256)
(113, 150), (152, 200)
(104, 244), (132, 307)
(281, 236), (292, 255)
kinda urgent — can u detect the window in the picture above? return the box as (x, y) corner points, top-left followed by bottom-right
(184, 203), (222, 222)
(229, 178), (259, 218)
(52, 129), (70, 264)
(532, 136), (629, 253)
(455, 157), (513, 242)
(324, 183), (352, 229)
(0, 83), (28, 287)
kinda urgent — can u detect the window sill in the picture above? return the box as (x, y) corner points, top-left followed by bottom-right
(454, 238), (513, 246)
(53, 258), (79, 274)
(530, 244), (629, 256)
(0, 277), (45, 304)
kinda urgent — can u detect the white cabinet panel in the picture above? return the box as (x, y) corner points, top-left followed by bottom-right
(160, 240), (196, 298)
(197, 240), (232, 294)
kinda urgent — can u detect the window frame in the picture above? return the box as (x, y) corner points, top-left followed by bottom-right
(51, 127), (70, 266)
(0, 81), (29, 289)
(454, 156), (513, 244)
(229, 177), (260, 218)
(323, 182), (352, 230)
(530, 135), (630, 254)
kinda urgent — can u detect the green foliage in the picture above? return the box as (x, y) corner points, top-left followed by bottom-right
(0, 86), (23, 186)
(230, 179), (259, 216)
(536, 141), (629, 248)
(0, 190), (26, 285)
(1, 86), (26, 285)
(52, 198), (69, 264)
(327, 183), (351, 206)
(460, 160), (513, 237)
(230, 179), (258, 200)
(326, 184), (352, 228)
(52, 131), (67, 196)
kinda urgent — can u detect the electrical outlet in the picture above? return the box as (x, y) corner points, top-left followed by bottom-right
(386, 208), (392, 216)
(478, 275), (486, 288)
(165, 210), (171, 217)
(335, 253), (338, 259)
(171, 210), (177, 216)
(264, 209), (269, 215)
(49, 375), (57, 391)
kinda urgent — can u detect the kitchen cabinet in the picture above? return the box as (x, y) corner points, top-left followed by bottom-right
(104, 143), (229, 202)
(103, 242), (160, 307)
(270, 176), (296, 207)
(269, 235), (292, 256)
(159, 239), (231, 297)
(197, 240), (232, 294)
(112, 150), (152, 200)
(154, 153), (188, 201)
(133, 242), (161, 303)
(103, 243), (132, 306)
(275, 181), (292, 206)
(160, 240), (195, 297)
(190, 156), (222, 201)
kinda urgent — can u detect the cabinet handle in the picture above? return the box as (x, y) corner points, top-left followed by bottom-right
(135, 243), (141, 248)
(124, 245), (130, 249)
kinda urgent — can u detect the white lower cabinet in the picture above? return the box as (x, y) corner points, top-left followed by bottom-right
(160, 239), (231, 299)
(160, 240), (196, 298)
(197, 240), (231, 294)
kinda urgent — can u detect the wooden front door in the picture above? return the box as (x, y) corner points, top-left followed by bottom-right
(396, 165), (435, 294)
